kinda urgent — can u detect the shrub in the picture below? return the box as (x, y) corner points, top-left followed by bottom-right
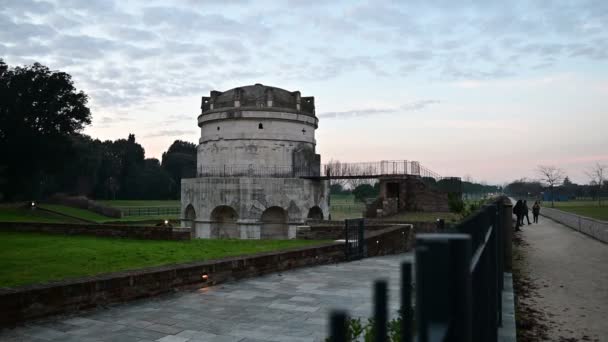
(448, 193), (465, 213)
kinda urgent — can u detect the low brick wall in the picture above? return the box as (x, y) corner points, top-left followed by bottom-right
(541, 207), (608, 243)
(0, 225), (411, 326)
(0, 221), (191, 241)
(298, 220), (437, 240)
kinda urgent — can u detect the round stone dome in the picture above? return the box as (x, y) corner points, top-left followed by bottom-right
(200, 83), (315, 116)
(195, 84), (320, 176)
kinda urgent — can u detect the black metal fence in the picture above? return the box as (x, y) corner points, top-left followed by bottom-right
(195, 160), (455, 182)
(345, 218), (365, 260)
(329, 198), (508, 342)
(119, 206), (180, 217)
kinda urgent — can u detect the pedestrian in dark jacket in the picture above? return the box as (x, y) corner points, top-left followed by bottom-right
(532, 201), (541, 223)
(513, 200), (523, 231)
(522, 200), (531, 225)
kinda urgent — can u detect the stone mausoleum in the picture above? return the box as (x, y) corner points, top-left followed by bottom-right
(181, 84), (329, 239)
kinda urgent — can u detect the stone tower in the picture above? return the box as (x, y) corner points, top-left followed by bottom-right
(181, 84), (329, 239)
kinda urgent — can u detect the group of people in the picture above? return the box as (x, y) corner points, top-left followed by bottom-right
(513, 199), (541, 231)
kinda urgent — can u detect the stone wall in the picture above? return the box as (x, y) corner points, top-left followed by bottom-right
(197, 110), (318, 171)
(296, 221), (436, 241)
(0, 222), (191, 240)
(0, 225), (411, 326)
(181, 177), (330, 239)
(541, 207), (608, 243)
(371, 176), (450, 217)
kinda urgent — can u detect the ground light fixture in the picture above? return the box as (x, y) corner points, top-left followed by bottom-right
(30, 201), (36, 208)
(201, 273), (209, 282)
(164, 219), (169, 225)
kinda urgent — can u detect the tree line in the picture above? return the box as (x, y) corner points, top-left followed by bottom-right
(0, 59), (196, 201)
(505, 163), (607, 207)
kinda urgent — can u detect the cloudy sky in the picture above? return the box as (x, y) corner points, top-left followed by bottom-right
(2, 0), (607, 184)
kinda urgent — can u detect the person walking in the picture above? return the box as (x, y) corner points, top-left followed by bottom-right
(532, 200), (541, 223)
(513, 200), (523, 231)
(523, 200), (531, 225)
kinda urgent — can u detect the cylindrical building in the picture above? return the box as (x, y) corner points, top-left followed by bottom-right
(181, 84), (329, 239)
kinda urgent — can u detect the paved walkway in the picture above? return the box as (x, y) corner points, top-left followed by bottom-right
(0, 254), (412, 342)
(517, 213), (608, 341)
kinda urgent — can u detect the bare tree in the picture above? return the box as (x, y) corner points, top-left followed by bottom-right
(324, 159), (349, 189)
(585, 162), (607, 207)
(537, 165), (565, 207)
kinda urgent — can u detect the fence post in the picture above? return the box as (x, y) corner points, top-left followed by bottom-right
(401, 261), (413, 342)
(449, 235), (473, 341)
(343, 219), (349, 260)
(489, 206), (499, 342)
(416, 234), (454, 342)
(374, 280), (388, 342)
(501, 198), (513, 272)
(329, 311), (347, 342)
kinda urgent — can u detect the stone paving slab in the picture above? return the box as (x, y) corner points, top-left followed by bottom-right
(0, 254), (412, 342)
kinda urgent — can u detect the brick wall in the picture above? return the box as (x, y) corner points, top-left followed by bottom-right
(0, 221), (191, 240)
(0, 225), (411, 326)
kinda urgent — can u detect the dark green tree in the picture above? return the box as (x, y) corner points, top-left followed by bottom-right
(134, 158), (174, 199)
(352, 183), (379, 202)
(0, 59), (91, 200)
(161, 140), (197, 198)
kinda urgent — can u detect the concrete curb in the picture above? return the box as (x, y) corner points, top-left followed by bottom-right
(540, 207), (608, 243)
(499, 272), (517, 342)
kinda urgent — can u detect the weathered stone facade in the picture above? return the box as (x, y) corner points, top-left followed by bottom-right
(366, 176), (451, 217)
(181, 84), (329, 239)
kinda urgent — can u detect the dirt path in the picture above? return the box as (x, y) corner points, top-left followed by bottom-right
(513, 214), (608, 341)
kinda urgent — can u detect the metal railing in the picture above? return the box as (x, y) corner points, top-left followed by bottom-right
(323, 160), (441, 179)
(196, 160), (450, 181)
(120, 206), (180, 217)
(329, 198), (507, 341)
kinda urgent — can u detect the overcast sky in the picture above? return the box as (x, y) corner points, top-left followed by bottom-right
(2, 0), (607, 184)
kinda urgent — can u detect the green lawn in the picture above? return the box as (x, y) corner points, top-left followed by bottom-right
(330, 193), (365, 220)
(99, 200), (180, 207)
(0, 204), (178, 225)
(38, 204), (112, 223)
(0, 206), (81, 223)
(550, 200), (608, 221)
(0, 231), (330, 288)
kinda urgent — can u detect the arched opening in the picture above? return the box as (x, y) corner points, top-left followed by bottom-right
(261, 206), (288, 239)
(258, 123), (264, 129)
(184, 204), (196, 228)
(307, 206), (323, 220)
(210, 205), (239, 238)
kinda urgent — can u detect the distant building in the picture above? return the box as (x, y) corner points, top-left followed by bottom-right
(181, 84), (329, 239)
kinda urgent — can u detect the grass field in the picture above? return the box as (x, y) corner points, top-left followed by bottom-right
(38, 204), (112, 223)
(99, 200), (180, 207)
(328, 193), (460, 222)
(0, 203), (179, 225)
(550, 200), (608, 221)
(0, 231), (329, 288)
(0, 206), (81, 223)
(329, 193), (365, 220)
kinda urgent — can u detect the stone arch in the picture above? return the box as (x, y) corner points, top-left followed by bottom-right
(260, 206), (288, 239)
(210, 205), (239, 238)
(184, 204), (196, 228)
(307, 206), (324, 220)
